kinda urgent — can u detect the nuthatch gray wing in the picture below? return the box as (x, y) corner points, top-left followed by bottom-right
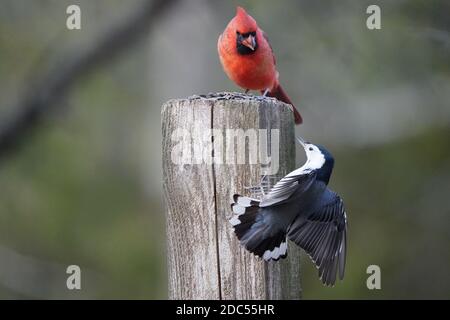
(230, 138), (347, 286)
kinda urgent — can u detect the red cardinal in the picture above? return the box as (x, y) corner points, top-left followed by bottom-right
(218, 6), (303, 124)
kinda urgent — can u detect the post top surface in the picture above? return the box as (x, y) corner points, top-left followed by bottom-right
(164, 92), (289, 107)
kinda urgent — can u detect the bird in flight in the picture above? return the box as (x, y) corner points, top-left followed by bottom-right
(230, 138), (348, 286)
(218, 6), (303, 125)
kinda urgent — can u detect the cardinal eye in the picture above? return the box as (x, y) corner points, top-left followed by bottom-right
(250, 31), (256, 36)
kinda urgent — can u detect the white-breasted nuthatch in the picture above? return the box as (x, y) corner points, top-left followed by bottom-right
(230, 138), (347, 286)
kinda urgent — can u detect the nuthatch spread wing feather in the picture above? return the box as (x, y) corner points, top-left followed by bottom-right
(230, 138), (348, 286)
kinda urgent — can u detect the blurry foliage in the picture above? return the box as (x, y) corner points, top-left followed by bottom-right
(0, 0), (449, 298)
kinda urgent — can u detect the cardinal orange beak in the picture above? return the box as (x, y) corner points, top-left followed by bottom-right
(241, 35), (256, 51)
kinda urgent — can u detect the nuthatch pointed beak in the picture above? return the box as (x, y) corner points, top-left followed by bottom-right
(241, 35), (256, 51)
(296, 137), (306, 148)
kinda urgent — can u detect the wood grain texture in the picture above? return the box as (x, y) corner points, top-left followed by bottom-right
(162, 99), (219, 299)
(162, 93), (301, 300)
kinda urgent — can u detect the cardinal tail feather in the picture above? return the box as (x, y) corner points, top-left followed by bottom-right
(264, 85), (303, 125)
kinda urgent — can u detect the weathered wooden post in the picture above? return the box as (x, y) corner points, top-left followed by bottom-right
(162, 92), (301, 299)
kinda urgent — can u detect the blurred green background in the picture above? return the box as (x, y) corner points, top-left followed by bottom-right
(0, 0), (449, 299)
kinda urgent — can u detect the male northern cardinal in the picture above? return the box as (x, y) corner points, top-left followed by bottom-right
(218, 6), (303, 124)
